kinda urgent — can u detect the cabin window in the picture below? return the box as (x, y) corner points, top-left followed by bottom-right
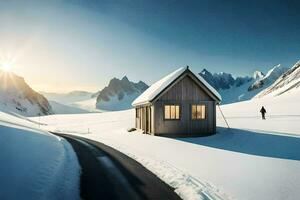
(192, 105), (206, 119)
(164, 105), (180, 120)
(136, 108), (140, 118)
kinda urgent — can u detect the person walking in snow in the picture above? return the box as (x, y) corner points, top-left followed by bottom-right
(260, 106), (267, 120)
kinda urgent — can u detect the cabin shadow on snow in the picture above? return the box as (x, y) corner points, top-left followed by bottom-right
(177, 127), (300, 161)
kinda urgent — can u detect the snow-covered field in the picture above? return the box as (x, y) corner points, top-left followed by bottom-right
(0, 111), (81, 199)
(97, 93), (140, 111)
(35, 91), (300, 200)
(71, 97), (102, 112)
(50, 100), (91, 114)
(219, 88), (300, 135)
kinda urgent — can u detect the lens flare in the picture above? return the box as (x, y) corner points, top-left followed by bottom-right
(1, 61), (13, 72)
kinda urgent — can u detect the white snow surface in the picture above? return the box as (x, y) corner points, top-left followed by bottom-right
(98, 93), (140, 111)
(218, 79), (257, 103)
(0, 111), (81, 199)
(132, 66), (221, 106)
(50, 100), (91, 114)
(36, 92), (300, 200)
(219, 87), (300, 134)
(71, 97), (102, 112)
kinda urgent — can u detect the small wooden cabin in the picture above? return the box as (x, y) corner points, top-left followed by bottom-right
(132, 66), (222, 137)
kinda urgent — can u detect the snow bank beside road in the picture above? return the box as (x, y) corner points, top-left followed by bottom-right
(0, 112), (80, 199)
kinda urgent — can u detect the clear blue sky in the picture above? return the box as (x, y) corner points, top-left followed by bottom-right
(0, 0), (299, 92)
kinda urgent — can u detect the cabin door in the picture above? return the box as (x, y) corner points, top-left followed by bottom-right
(146, 106), (151, 133)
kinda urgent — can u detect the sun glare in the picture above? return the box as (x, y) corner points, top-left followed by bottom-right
(1, 61), (13, 72)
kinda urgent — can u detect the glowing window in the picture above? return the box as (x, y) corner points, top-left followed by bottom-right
(164, 105), (180, 120)
(192, 105), (206, 119)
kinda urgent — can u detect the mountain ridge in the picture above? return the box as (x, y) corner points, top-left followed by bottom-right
(256, 60), (300, 97)
(96, 76), (149, 111)
(41, 90), (93, 104)
(0, 71), (53, 116)
(199, 64), (289, 104)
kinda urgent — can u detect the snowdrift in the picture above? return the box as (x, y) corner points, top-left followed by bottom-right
(0, 111), (80, 199)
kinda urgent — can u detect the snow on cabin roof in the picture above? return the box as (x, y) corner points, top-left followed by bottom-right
(132, 66), (222, 107)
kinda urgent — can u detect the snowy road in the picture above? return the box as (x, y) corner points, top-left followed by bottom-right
(57, 133), (181, 200)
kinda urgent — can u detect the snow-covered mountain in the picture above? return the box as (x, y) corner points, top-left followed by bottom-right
(256, 60), (300, 97)
(91, 91), (100, 98)
(0, 70), (53, 116)
(96, 76), (148, 111)
(253, 71), (265, 80)
(71, 97), (99, 112)
(199, 69), (253, 91)
(41, 90), (94, 114)
(248, 64), (289, 91)
(41, 76), (148, 113)
(199, 64), (289, 104)
(41, 90), (93, 104)
(49, 100), (91, 114)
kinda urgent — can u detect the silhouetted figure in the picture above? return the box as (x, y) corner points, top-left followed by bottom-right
(260, 106), (267, 120)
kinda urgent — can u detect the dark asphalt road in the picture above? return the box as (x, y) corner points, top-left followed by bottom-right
(56, 134), (181, 200)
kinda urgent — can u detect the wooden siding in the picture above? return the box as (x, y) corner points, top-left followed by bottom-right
(159, 74), (213, 101)
(153, 75), (216, 136)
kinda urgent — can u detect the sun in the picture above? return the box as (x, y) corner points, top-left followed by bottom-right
(1, 61), (13, 72)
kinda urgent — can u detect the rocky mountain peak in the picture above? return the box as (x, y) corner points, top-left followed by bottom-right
(253, 71), (265, 80)
(256, 60), (300, 97)
(248, 64), (289, 91)
(200, 68), (212, 76)
(199, 69), (246, 91)
(96, 76), (149, 111)
(121, 76), (129, 82)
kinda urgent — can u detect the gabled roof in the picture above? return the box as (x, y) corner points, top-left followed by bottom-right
(132, 66), (222, 107)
